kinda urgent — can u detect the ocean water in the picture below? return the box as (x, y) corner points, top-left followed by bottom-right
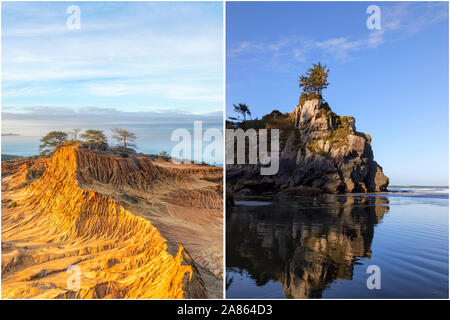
(1, 122), (223, 166)
(226, 187), (449, 299)
(1, 135), (41, 156)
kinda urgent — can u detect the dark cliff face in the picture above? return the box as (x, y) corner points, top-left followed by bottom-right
(227, 96), (389, 194)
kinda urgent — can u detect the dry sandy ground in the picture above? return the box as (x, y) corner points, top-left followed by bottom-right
(1, 147), (223, 299)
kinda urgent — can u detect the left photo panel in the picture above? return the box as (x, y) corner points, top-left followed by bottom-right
(1, 1), (224, 299)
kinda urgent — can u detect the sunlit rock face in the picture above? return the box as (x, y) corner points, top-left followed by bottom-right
(227, 96), (389, 194)
(226, 196), (390, 298)
(2, 146), (223, 299)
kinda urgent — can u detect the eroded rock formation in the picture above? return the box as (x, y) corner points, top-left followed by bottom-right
(2, 146), (223, 299)
(227, 96), (389, 194)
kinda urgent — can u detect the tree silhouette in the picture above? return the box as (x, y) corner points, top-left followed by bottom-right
(111, 128), (136, 151)
(233, 103), (251, 122)
(39, 131), (68, 155)
(68, 128), (81, 141)
(80, 129), (107, 150)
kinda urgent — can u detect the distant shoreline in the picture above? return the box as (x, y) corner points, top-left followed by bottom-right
(1, 133), (20, 136)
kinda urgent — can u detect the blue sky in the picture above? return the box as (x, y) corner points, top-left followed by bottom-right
(2, 1), (223, 114)
(227, 1), (449, 186)
(1, 1), (223, 163)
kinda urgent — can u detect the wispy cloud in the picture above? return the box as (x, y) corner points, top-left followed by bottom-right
(2, 86), (63, 98)
(314, 29), (384, 60)
(228, 3), (447, 62)
(2, 2), (223, 110)
(84, 78), (222, 102)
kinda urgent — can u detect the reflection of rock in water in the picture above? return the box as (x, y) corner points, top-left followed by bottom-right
(226, 195), (389, 298)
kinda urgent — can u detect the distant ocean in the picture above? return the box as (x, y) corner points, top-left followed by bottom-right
(389, 186), (449, 196)
(1, 123), (223, 166)
(1, 135), (40, 156)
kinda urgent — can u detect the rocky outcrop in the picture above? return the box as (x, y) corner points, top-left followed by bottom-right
(227, 95), (389, 194)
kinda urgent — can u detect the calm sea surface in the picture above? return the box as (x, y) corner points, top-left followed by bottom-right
(226, 187), (449, 298)
(1, 124), (223, 166)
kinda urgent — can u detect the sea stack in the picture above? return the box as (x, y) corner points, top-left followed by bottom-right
(227, 95), (389, 194)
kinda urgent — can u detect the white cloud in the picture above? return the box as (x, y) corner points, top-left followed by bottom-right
(2, 86), (62, 98)
(85, 80), (222, 102)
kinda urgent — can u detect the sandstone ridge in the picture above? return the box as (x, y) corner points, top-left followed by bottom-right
(2, 146), (223, 299)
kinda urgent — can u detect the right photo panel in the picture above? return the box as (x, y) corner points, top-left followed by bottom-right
(225, 1), (449, 299)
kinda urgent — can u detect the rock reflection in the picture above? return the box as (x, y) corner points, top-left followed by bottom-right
(226, 195), (390, 298)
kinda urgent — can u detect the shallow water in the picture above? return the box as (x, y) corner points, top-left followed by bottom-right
(226, 189), (449, 299)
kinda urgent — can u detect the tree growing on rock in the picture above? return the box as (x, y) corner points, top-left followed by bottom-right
(39, 131), (68, 155)
(80, 129), (108, 150)
(299, 62), (330, 96)
(233, 103), (251, 122)
(111, 128), (136, 151)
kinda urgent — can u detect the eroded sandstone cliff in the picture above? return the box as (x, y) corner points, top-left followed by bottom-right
(2, 146), (222, 299)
